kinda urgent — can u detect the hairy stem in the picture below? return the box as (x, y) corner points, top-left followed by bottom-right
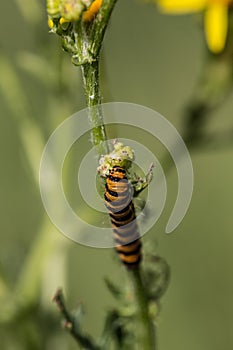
(79, 0), (119, 156)
(130, 268), (156, 350)
(90, 0), (118, 58)
(81, 60), (109, 155)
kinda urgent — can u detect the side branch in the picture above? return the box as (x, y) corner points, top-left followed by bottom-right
(53, 289), (99, 350)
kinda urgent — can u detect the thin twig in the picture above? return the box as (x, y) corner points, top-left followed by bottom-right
(53, 289), (99, 350)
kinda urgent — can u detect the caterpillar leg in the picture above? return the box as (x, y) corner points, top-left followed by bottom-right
(131, 163), (154, 195)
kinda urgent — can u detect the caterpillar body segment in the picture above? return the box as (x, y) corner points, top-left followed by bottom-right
(105, 166), (142, 269)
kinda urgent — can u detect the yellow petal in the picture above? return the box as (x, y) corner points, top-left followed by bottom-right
(48, 17), (54, 29)
(204, 4), (228, 53)
(157, 0), (206, 14)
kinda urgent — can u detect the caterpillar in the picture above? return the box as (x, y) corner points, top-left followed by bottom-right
(83, 0), (103, 22)
(105, 166), (142, 269)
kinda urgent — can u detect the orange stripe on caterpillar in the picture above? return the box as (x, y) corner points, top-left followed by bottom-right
(105, 166), (142, 269)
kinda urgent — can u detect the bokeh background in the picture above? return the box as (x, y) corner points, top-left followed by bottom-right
(1, 0), (233, 349)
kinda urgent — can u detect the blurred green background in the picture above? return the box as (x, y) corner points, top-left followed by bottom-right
(0, 0), (233, 349)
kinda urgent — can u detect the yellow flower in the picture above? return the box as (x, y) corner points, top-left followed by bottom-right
(157, 0), (233, 53)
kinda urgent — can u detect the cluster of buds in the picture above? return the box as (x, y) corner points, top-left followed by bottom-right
(46, 0), (102, 30)
(97, 141), (135, 177)
(46, 0), (103, 64)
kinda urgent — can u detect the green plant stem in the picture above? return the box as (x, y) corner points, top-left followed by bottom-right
(81, 60), (109, 156)
(130, 268), (156, 350)
(90, 0), (118, 58)
(79, 0), (118, 157)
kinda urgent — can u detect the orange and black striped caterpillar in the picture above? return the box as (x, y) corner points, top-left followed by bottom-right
(105, 166), (141, 269)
